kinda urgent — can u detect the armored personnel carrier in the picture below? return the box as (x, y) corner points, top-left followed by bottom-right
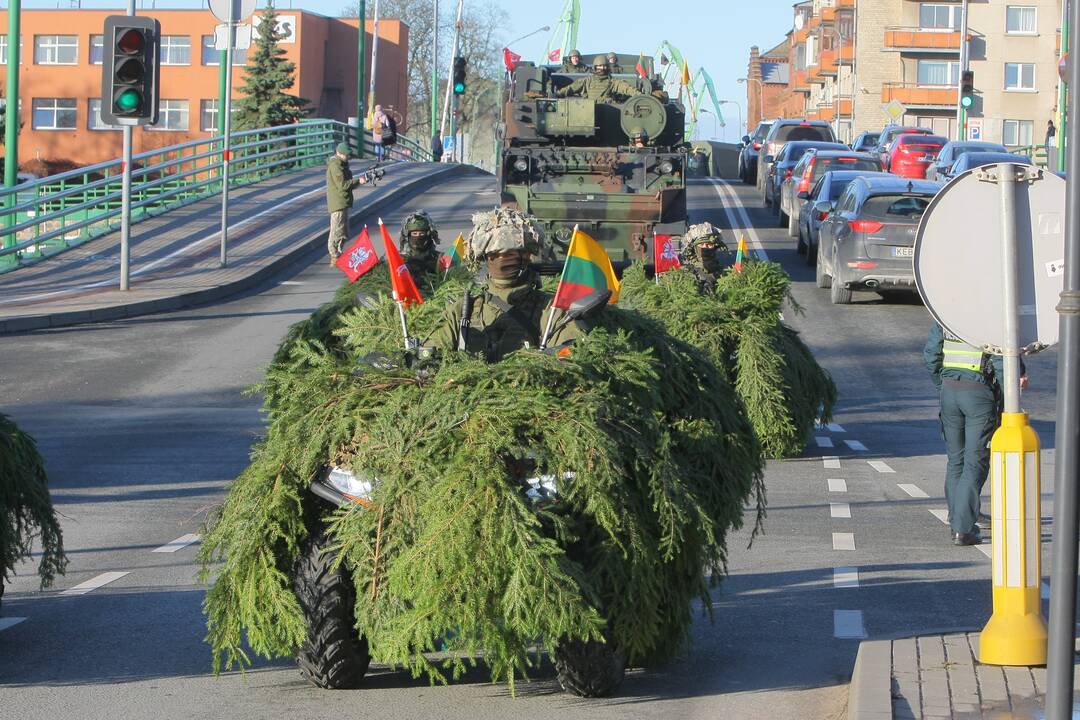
(498, 52), (688, 259)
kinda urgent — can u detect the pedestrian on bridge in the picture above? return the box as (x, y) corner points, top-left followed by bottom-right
(372, 105), (389, 164)
(326, 142), (368, 263)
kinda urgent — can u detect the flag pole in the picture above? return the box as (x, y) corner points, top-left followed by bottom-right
(396, 300), (410, 351)
(541, 224), (578, 349)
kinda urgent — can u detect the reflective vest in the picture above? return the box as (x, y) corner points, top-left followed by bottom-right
(942, 331), (984, 373)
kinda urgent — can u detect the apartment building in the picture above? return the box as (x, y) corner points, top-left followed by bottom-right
(745, 41), (803, 132)
(0, 8), (409, 168)
(755, 0), (1062, 148)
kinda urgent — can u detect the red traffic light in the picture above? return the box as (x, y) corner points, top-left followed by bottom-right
(117, 28), (145, 55)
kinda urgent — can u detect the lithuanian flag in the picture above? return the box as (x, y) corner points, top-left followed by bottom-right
(551, 227), (620, 310)
(439, 233), (466, 272)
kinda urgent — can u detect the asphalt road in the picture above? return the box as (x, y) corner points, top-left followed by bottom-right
(0, 173), (1066, 720)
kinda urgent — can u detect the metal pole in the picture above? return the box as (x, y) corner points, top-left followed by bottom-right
(366, 0), (379, 118)
(2, 0), (20, 267)
(355, 0), (365, 158)
(998, 163), (1021, 412)
(956, 0), (970, 141)
(1058, 0), (1069, 172)
(1046, 0), (1080, 712)
(431, 0), (438, 134)
(439, 0), (464, 137)
(120, 0), (134, 290)
(218, 4), (235, 268)
(217, 48), (227, 137)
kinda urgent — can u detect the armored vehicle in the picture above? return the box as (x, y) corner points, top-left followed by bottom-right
(498, 53), (688, 259)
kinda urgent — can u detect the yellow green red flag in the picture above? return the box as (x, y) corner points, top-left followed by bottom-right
(734, 235), (748, 272)
(439, 233), (466, 272)
(551, 227), (621, 310)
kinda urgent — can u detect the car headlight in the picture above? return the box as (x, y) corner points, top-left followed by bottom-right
(513, 157), (529, 172)
(659, 160), (675, 175)
(327, 466), (375, 503)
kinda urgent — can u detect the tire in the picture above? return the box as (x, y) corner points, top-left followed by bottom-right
(815, 244), (831, 288)
(293, 533), (372, 689)
(777, 203), (787, 226)
(806, 237), (817, 266)
(554, 638), (626, 698)
(796, 224), (807, 254)
(788, 210), (799, 238)
(830, 266), (853, 304)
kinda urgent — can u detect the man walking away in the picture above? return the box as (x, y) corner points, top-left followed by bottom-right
(432, 131), (444, 163)
(326, 142), (367, 264)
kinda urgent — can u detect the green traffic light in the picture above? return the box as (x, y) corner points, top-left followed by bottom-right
(454, 82), (465, 94)
(961, 95), (973, 108)
(116, 88), (141, 113)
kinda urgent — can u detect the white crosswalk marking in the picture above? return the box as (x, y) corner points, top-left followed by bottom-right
(151, 533), (201, 553)
(828, 478), (847, 493)
(832, 532), (856, 551)
(816, 436), (834, 448)
(868, 460), (895, 474)
(60, 571), (130, 596)
(898, 484), (929, 499)
(830, 502), (852, 519)
(833, 567), (860, 589)
(929, 509), (949, 524)
(824, 456), (841, 469)
(834, 610), (867, 639)
(845, 440), (868, 452)
(827, 423), (846, 433)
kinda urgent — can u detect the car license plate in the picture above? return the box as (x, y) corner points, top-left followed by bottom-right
(893, 246), (914, 258)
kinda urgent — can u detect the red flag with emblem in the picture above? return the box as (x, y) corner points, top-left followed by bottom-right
(503, 47), (521, 72)
(653, 233), (681, 275)
(378, 218), (424, 306)
(548, 47), (561, 62)
(335, 225), (380, 282)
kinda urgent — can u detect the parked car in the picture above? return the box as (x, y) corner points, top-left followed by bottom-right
(739, 121), (772, 184)
(780, 150), (882, 238)
(874, 126), (933, 170)
(757, 118), (837, 196)
(765, 141), (849, 222)
(938, 151), (1033, 181)
(886, 134), (948, 179)
(850, 131), (881, 153)
(815, 175), (942, 304)
(925, 141), (1009, 181)
(798, 170), (890, 262)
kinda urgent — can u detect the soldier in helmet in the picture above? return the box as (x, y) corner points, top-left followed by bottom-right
(628, 126), (649, 148)
(429, 208), (591, 361)
(399, 211), (440, 277)
(561, 49), (587, 72)
(680, 222), (728, 293)
(554, 55), (639, 102)
(606, 52), (623, 74)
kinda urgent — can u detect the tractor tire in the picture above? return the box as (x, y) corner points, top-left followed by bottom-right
(292, 533), (371, 689)
(554, 638), (626, 698)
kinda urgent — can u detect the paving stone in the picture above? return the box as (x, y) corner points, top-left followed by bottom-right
(893, 637), (922, 719)
(944, 634), (981, 716)
(920, 635), (953, 718)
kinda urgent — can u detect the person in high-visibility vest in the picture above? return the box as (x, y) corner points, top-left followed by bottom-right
(924, 323), (1028, 545)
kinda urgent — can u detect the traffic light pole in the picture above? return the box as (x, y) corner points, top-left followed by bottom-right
(955, 0), (970, 141)
(119, 0), (135, 290)
(219, 4), (236, 269)
(355, 0), (365, 158)
(2, 0), (20, 269)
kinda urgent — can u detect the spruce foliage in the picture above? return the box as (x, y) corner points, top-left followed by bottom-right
(1, 413), (66, 593)
(234, 1), (310, 131)
(200, 280), (764, 689)
(619, 261), (837, 458)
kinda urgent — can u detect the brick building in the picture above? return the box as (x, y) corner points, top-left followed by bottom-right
(745, 41), (804, 132)
(0, 8), (409, 168)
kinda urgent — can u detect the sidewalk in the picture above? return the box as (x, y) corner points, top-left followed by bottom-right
(0, 160), (476, 334)
(849, 631), (1079, 719)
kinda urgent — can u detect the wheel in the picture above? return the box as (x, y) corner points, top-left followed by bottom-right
(796, 224), (807, 254)
(292, 532), (372, 689)
(777, 203), (787, 226)
(806, 237), (817, 266)
(788, 210), (799, 238)
(830, 266), (853, 304)
(554, 638), (626, 698)
(762, 188), (771, 207)
(815, 244), (831, 288)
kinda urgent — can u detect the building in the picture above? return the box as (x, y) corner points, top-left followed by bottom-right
(0, 8), (409, 169)
(745, 41), (802, 132)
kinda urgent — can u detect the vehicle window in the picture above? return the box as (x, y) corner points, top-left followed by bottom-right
(829, 179), (855, 201)
(810, 176), (826, 198)
(837, 187), (857, 213)
(753, 123), (771, 141)
(776, 124), (834, 143)
(813, 157), (881, 179)
(863, 194), (931, 218)
(793, 155), (811, 174)
(787, 146), (815, 163)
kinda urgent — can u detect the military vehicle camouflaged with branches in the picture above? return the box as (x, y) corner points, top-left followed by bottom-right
(498, 52), (688, 259)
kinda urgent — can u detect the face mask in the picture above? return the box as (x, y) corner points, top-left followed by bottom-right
(486, 253), (529, 285)
(407, 232), (431, 252)
(697, 246), (719, 273)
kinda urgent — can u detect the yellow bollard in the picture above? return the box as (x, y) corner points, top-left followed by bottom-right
(979, 412), (1048, 666)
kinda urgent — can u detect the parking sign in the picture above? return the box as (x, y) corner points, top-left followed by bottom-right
(968, 118), (983, 141)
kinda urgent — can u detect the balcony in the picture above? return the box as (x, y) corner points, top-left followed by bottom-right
(881, 82), (957, 108)
(883, 27), (961, 54)
(836, 0), (855, 7)
(792, 68), (811, 93)
(808, 101), (853, 122)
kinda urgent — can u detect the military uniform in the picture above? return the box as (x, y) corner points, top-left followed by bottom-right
(555, 74), (639, 101)
(404, 249), (440, 278)
(561, 49), (587, 73)
(679, 222), (728, 293)
(399, 211), (441, 279)
(326, 144), (363, 260)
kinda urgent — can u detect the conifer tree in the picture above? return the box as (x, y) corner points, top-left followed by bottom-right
(234, 1), (310, 130)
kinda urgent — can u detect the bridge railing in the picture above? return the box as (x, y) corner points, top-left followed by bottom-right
(0, 119), (433, 269)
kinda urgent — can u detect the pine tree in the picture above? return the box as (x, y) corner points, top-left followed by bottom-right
(234, 1), (310, 130)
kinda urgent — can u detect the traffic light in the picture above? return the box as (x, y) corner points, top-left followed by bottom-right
(453, 56), (467, 95)
(100, 15), (160, 126)
(960, 70), (975, 109)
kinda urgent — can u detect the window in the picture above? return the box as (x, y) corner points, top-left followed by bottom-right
(200, 35), (247, 65)
(87, 98), (119, 131)
(917, 60), (960, 86)
(160, 35), (191, 65)
(32, 97), (76, 129)
(89, 34), (103, 65)
(1003, 119), (1034, 146)
(1005, 62), (1036, 90)
(919, 3), (962, 30)
(0, 35), (23, 65)
(1006, 6), (1037, 34)
(153, 99), (189, 130)
(200, 100), (239, 132)
(34, 35), (77, 64)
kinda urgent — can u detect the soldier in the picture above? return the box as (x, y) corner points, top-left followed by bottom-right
(680, 222), (728, 293)
(554, 55), (640, 102)
(628, 126), (649, 148)
(561, 49), (587, 72)
(606, 52), (623, 74)
(326, 142), (368, 263)
(429, 208), (591, 361)
(399, 211), (441, 277)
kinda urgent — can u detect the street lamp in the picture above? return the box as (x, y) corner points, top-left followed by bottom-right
(719, 99), (743, 138)
(737, 77), (765, 129)
(699, 108), (721, 140)
(507, 25), (550, 51)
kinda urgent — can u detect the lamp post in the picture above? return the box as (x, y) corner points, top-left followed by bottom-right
(719, 99), (743, 137)
(493, 25), (549, 170)
(737, 77), (764, 129)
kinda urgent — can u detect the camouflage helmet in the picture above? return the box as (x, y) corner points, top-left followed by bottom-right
(400, 210), (439, 246)
(681, 221), (727, 258)
(592, 55), (608, 68)
(567, 49), (581, 60)
(628, 126), (648, 143)
(466, 207), (546, 261)
(606, 52), (618, 63)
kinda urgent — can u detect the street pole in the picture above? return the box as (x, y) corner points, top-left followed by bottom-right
(120, 0), (134, 289)
(1045, 0), (1080, 713)
(956, 0), (970, 141)
(218, 1), (236, 269)
(2, 0), (20, 267)
(367, 0), (379, 121)
(355, 0), (365, 158)
(439, 0), (464, 139)
(1058, 0), (1069, 172)
(430, 0), (438, 138)
(217, 48), (228, 137)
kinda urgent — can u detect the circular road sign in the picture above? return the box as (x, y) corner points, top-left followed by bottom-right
(209, 0), (256, 23)
(915, 164), (1066, 352)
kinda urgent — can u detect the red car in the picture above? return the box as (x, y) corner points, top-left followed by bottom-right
(886, 134), (948, 179)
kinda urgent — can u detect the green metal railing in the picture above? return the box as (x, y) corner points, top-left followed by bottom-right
(0, 119), (433, 270)
(1013, 144), (1052, 169)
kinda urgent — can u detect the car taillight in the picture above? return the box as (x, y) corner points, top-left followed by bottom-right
(753, 142), (762, 150)
(818, 210), (828, 220)
(798, 165), (813, 193)
(837, 157), (858, 163)
(784, 168), (793, 180)
(849, 220), (884, 233)
(847, 261), (879, 269)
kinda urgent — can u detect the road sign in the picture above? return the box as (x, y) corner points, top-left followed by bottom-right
(915, 164), (1066, 352)
(209, 0), (255, 23)
(881, 99), (906, 123)
(442, 135), (455, 152)
(968, 118), (983, 141)
(215, 23), (251, 50)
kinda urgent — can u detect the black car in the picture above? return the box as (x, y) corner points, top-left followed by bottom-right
(797, 170), (889, 262)
(780, 150), (882, 237)
(764, 140), (848, 216)
(815, 176), (942, 304)
(850, 131), (881, 153)
(757, 119), (837, 196)
(939, 151), (1032, 181)
(925, 140), (1009, 181)
(739, 121), (772, 184)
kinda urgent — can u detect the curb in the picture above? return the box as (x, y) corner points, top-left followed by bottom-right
(0, 163), (479, 335)
(848, 639), (893, 720)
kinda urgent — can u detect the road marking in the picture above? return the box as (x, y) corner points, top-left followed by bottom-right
(833, 567), (860, 589)
(0, 617), (27, 632)
(832, 532), (856, 551)
(830, 502), (852, 519)
(845, 440), (868, 452)
(151, 533), (201, 553)
(929, 508), (949, 524)
(929, 509), (993, 557)
(279, 280), (305, 286)
(60, 571), (130, 596)
(816, 436), (834, 448)
(898, 484), (929, 499)
(828, 478), (847, 493)
(827, 423), (846, 433)
(868, 460), (895, 474)
(834, 609), (868, 639)
(824, 456), (841, 469)
(710, 179), (770, 261)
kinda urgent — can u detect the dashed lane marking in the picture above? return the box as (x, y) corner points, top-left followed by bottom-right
(834, 609), (868, 639)
(279, 281), (305, 286)
(830, 502), (852, 519)
(833, 567), (860, 589)
(827, 423), (846, 433)
(828, 478), (847, 493)
(868, 460), (895, 474)
(845, 440), (868, 452)
(60, 571), (130, 596)
(816, 436), (834, 448)
(898, 484), (929, 499)
(711, 179), (770, 261)
(0, 617), (27, 632)
(832, 532), (856, 551)
(824, 456), (841, 470)
(151, 533), (201, 553)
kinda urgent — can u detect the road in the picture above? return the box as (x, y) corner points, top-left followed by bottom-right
(0, 174), (1065, 720)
